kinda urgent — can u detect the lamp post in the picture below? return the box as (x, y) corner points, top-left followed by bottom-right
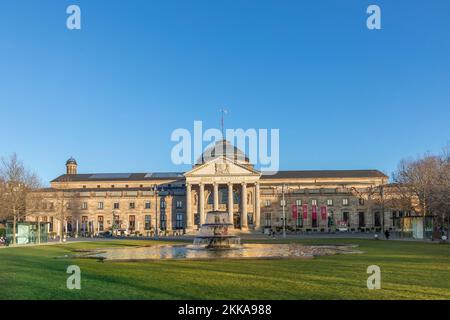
(282, 184), (286, 239)
(380, 185), (385, 234)
(154, 185), (159, 239)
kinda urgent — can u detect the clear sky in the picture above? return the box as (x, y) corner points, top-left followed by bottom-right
(0, 0), (449, 185)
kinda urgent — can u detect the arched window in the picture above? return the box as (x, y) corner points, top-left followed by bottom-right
(207, 188), (241, 204)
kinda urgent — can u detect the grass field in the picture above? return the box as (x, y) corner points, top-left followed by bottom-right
(1, 238), (449, 300)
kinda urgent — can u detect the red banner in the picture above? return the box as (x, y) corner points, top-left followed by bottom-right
(292, 204), (298, 219)
(312, 205), (317, 220)
(320, 206), (327, 220)
(302, 204), (308, 219)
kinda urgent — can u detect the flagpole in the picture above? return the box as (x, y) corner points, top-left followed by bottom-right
(220, 108), (228, 139)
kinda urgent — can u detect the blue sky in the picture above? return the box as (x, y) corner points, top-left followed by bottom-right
(0, 0), (449, 185)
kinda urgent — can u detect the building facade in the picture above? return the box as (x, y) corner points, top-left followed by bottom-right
(26, 141), (392, 236)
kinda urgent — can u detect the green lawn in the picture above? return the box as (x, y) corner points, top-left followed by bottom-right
(1, 238), (449, 300)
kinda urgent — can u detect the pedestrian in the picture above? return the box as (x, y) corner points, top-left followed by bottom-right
(0, 236), (5, 246)
(384, 229), (390, 240)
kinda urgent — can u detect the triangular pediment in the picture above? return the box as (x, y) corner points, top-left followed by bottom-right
(184, 156), (260, 177)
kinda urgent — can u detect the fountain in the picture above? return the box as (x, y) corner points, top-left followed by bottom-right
(62, 212), (364, 261)
(193, 211), (241, 249)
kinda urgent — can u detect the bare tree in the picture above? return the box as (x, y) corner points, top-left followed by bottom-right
(0, 154), (41, 244)
(350, 185), (387, 232)
(392, 145), (450, 239)
(53, 176), (72, 243)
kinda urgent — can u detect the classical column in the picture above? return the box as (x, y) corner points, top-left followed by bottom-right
(199, 183), (205, 225)
(37, 216), (41, 244)
(255, 182), (261, 230)
(228, 183), (234, 225)
(166, 196), (173, 231)
(57, 219), (61, 237)
(186, 183), (193, 230)
(213, 183), (219, 211)
(241, 183), (248, 229)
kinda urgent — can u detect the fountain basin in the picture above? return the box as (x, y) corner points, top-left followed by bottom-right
(67, 243), (363, 261)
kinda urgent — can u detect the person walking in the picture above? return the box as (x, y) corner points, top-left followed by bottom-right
(384, 229), (390, 240)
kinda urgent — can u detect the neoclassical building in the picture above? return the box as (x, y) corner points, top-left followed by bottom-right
(27, 140), (392, 236)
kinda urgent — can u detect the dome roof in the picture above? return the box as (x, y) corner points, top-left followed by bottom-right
(66, 157), (77, 165)
(196, 140), (250, 165)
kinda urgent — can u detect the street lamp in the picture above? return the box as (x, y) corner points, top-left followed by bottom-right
(281, 184), (286, 239)
(153, 185), (159, 238)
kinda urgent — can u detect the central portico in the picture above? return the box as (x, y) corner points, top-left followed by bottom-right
(184, 141), (261, 232)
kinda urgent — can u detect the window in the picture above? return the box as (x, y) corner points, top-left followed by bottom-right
(161, 201), (166, 209)
(98, 216), (104, 231)
(82, 202), (88, 210)
(327, 199), (333, 206)
(113, 202), (120, 210)
(311, 199), (317, 206)
(265, 200), (271, 207)
(145, 201), (151, 209)
(129, 202), (135, 209)
(296, 199), (302, 206)
(82, 216), (88, 232)
(194, 213), (200, 226)
(343, 198), (349, 206)
(49, 217), (54, 232)
(374, 211), (381, 227)
(144, 215), (152, 230)
(129, 215), (136, 230)
(359, 198), (365, 206)
(296, 213), (303, 228)
(67, 219), (73, 232)
(358, 212), (365, 227)
(160, 213), (167, 230)
(175, 213), (183, 229)
(248, 213), (253, 225)
(343, 212), (349, 223)
(97, 202), (104, 210)
(176, 200), (183, 209)
(113, 214), (120, 229)
(218, 188), (228, 204)
(264, 213), (272, 227)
